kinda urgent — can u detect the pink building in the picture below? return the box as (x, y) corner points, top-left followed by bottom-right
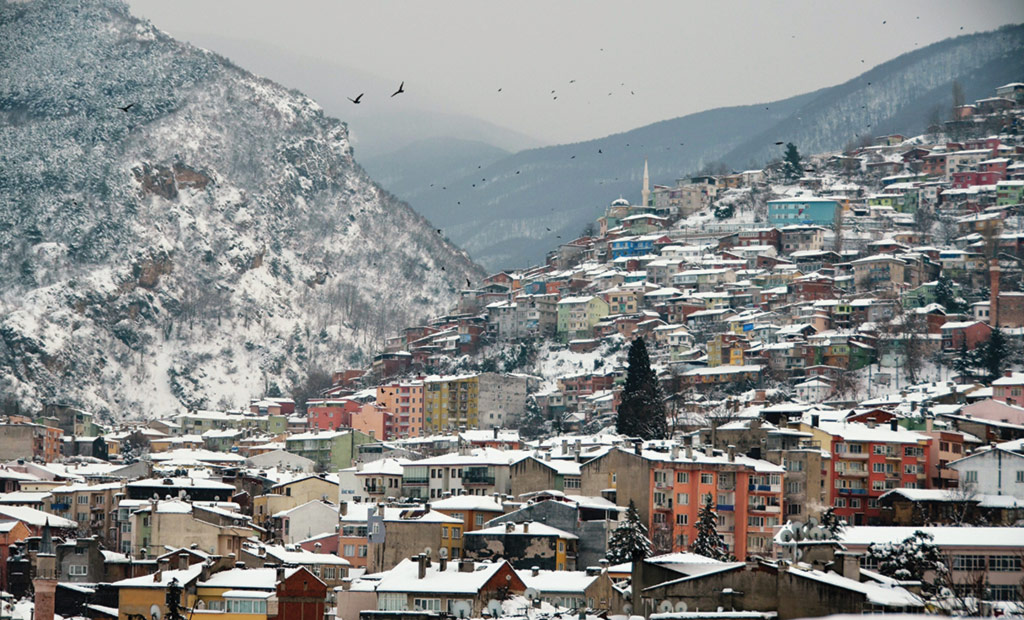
(993, 372), (1024, 407)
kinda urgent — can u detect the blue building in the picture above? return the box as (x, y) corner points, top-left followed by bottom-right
(609, 235), (655, 259)
(767, 198), (839, 227)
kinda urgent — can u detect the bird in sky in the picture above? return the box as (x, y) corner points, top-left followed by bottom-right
(775, 141), (784, 145)
(117, 103), (134, 112)
(598, 149), (602, 154)
(497, 88), (502, 92)
(391, 81), (405, 97)
(436, 229), (442, 234)
(347, 93), (363, 104)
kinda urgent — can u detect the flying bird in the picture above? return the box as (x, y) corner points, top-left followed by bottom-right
(598, 149), (602, 154)
(117, 103), (134, 112)
(498, 88), (503, 92)
(570, 155), (576, 159)
(569, 79), (576, 83)
(516, 171), (520, 174)
(347, 93), (364, 104)
(391, 81), (405, 97)
(437, 229), (443, 234)
(775, 141), (784, 145)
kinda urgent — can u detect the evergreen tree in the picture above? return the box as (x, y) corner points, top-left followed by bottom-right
(616, 337), (667, 440)
(934, 275), (966, 314)
(952, 341), (975, 381)
(819, 507), (845, 539)
(690, 496), (729, 560)
(977, 327), (1009, 382)
(606, 500), (653, 564)
(519, 396), (547, 440)
(866, 531), (948, 596)
(782, 143), (803, 181)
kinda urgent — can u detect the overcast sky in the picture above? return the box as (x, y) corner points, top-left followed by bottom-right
(128, 1), (1023, 145)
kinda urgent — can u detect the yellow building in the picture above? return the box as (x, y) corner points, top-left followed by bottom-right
(114, 565), (202, 620)
(423, 375), (479, 433)
(252, 475), (339, 523)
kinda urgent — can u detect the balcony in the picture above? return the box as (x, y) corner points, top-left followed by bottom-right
(51, 502), (71, 512)
(463, 469), (495, 485)
(403, 477), (428, 485)
(717, 504), (734, 512)
(837, 452), (868, 460)
(838, 470), (868, 478)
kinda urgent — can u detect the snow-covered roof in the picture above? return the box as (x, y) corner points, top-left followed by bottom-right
(0, 505), (77, 528)
(374, 558), (513, 594)
(838, 526), (1024, 549)
(521, 570), (598, 594)
(429, 495), (504, 512)
(466, 521), (578, 539)
(784, 564), (923, 608)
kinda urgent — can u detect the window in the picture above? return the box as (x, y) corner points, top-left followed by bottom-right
(77, 495), (89, 504)
(343, 544), (355, 556)
(206, 601), (224, 611)
(358, 545), (368, 558)
(475, 514), (485, 527)
(675, 513), (688, 525)
(1017, 471), (1024, 484)
(748, 516), (764, 527)
(700, 473), (714, 485)
(952, 555), (986, 571)
(785, 481), (803, 494)
(834, 498), (846, 508)
(653, 513), (666, 523)
(558, 541), (565, 552)
(677, 493), (689, 505)
(564, 477), (581, 489)
(411, 598), (440, 610)
(989, 585), (1020, 601)
(227, 599), (267, 615)
(452, 527), (461, 539)
(989, 555), (1021, 572)
(450, 512), (464, 521)
(964, 471), (978, 483)
(676, 472), (689, 484)
(68, 565), (88, 576)
(654, 471), (669, 485)
(323, 566), (336, 580)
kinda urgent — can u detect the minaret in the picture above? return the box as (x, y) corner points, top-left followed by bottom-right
(641, 159), (650, 207)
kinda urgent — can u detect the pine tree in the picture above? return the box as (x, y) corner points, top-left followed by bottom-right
(519, 396), (547, 440)
(977, 327), (1009, 382)
(934, 275), (965, 313)
(952, 341), (974, 381)
(819, 507), (845, 539)
(616, 337), (667, 440)
(866, 530), (948, 596)
(690, 496), (729, 560)
(606, 500), (653, 564)
(782, 143), (802, 181)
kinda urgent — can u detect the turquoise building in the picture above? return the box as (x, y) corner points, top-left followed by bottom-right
(767, 198), (838, 227)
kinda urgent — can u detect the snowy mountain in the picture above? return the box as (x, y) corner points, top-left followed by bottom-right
(396, 25), (1024, 270)
(0, 0), (484, 419)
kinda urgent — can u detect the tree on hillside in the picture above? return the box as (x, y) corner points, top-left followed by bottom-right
(606, 500), (653, 564)
(691, 496), (730, 561)
(977, 327), (1009, 382)
(934, 274), (967, 314)
(782, 143), (803, 181)
(616, 337), (667, 440)
(952, 341), (975, 382)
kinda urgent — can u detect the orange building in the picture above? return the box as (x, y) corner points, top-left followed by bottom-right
(646, 446), (785, 561)
(352, 404), (395, 441)
(376, 381), (424, 438)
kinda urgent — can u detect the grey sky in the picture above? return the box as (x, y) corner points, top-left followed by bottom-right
(128, 0), (1023, 146)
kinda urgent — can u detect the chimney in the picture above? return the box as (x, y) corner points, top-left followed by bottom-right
(925, 417), (933, 433)
(531, 566), (540, 577)
(728, 445), (736, 462)
(459, 559), (474, 573)
(178, 552), (190, 571)
(750, 418), (761, 431)
(685, 444), (693, 459)
(633, 440), (642, 455)
(704, 445), (713, 457)
(417, 554), (427, 579)
(990, 259), (1001, 327)
(340, 501), (348, 516)
(33, 576), (57, 620)
(439, 556), (448, 572)
(671, 445), (680, 460)
(561, 439), (568, 455)
(523, 521), (530, 533)
(836, 551), (861, 582)
(599, 559), (609, 573)
(575, 439), (582, 452)
(505, 522), (515, 533)
(153, 569), (163, 583)
(277, 565), (285, 584)
(890, 419), (898, 432)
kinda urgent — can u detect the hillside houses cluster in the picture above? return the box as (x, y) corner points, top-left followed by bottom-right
(4, 84), (1024, 620)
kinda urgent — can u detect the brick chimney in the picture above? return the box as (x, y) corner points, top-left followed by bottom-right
(33, 577), (57, 620)
(991, 259), (1001, 327)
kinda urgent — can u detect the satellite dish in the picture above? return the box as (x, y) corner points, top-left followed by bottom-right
(439, 547), (449, 559)
(778, 529), (794, 544)
(622, 604), (633, 615)
(487, 600), (504, 617)
(525, 588), (541, 601)
(150, 605), (162, 620)
(674, 601), (689, 613)
(423, 547), (433, 557)
(658, 600), (674, 613)
(450, 601), (472, 619)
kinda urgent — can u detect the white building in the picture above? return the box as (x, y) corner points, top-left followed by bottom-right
(948, 442), (1024, 498)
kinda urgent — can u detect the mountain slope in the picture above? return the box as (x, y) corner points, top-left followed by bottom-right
(0, 0), (483, 419)
(397, 25), (1024, 270)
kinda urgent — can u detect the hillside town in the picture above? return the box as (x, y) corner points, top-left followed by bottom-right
(4, 83), (1024, 620)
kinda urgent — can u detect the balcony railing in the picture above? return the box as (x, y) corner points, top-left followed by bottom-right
(403, 477), (428, 485)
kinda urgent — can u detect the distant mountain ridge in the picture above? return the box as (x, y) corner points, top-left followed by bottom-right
(0, 0), (483, 418)
(387, 25), (1024, 270)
